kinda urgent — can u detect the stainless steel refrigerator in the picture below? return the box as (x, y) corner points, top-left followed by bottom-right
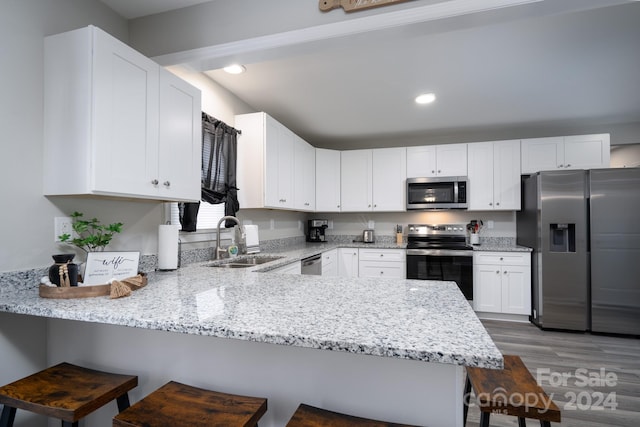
(517, 168), (640, 334)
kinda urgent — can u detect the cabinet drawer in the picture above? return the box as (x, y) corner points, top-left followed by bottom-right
(358, 261), (406, 279)
(358, 248), (405, 262)
(474, 252), (530, 266)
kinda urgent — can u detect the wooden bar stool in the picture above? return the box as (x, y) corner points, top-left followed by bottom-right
(463, 355), (561, 427)
(286, 403), (422, 427)
(113, 381), (267, 427)
(0, 362), (137, 427)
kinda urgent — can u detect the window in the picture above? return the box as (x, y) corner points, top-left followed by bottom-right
(169, 202), (226, 230)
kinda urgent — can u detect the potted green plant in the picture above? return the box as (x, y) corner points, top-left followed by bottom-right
(58, 211), (124, 253)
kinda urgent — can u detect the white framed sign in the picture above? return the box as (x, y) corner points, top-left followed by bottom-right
(82, 251), (140, 285)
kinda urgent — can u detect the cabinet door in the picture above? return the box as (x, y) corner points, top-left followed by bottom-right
(315, 149), (341, 212)
(372, 147), (406, 211)
(340, 150), (372, 211)
(265, 116), (294, 208)
(406, 146), (436, 177)
(92, 26), (159, 196)
(293, 137), (315, 211)
(436, 143), (468, 176)
(473, 264), (503, 313)
(467, 142), (494, 210)
(563, 134), (610, 170)
(338, 248), (359, 277)
(501, 265), (531, 315)
(493, 140), (521, 210)
(321, 249), (338, 277)
(158, 69), (201, 201)
(521, 137), (564, 173)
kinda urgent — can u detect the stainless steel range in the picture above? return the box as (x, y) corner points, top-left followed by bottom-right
(406, 224), (473, 300)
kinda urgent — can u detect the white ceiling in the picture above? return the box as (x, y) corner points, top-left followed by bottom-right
(101, 0), (640, 146)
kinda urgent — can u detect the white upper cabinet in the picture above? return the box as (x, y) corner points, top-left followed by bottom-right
(372, 147), (406, 212)
(43, 26), (201, 202)
(340, 150), (373, 212)
(468, 140), (521, 211)
(236, 112), (315, 210)
(158, 70), (201, 201)
(341, 148), (406, 212)
(316, 148), (341, 212)
(406, 143), (467, 178)
(521, 134), (610, 174)
(293, 136), (316, 211)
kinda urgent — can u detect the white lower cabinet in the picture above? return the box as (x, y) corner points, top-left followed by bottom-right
(338, 248), (359, 277)
(358, 249), (406, 279)
(473, 252), (531, 315)
(321, 249), (338, 277)
(271, 262), (302, 275)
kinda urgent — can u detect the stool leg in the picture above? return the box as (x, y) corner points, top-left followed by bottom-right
(116, 393), (131, 412)
(1, 406), (17, 427)
(479, 411), (490, 427)
(463, 375), (472, 425)
(518, 417), (527, 427)
(540, 421), (551, 427)
(61, 422), (78, 427)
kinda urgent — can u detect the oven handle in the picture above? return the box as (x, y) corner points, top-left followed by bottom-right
(407, 249), (473, 257)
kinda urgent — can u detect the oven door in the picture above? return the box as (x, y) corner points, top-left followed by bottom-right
(406, 249), (473, 300)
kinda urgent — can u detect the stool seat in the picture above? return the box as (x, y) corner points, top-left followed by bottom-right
(113, 381), (267, 427)
(464, 355), (561, 427)
(0, 362), (137, 426)
(286, 403), (422, 427)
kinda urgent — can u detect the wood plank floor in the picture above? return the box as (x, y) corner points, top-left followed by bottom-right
(463, 319), (640, 427)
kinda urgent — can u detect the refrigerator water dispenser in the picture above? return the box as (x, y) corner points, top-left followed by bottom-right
(549, 223), (576, 252)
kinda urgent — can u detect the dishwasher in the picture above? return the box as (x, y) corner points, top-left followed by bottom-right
(301, 254), (322, 275)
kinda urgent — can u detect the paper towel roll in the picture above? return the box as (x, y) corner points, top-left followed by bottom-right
(158, 224), (179, 270)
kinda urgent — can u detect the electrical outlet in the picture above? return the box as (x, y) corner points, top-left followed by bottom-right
(54, 217), (73, 242)
(487, 220), (494, 229)
(368, 220), (375, 229)
(328, 220), (334, 230)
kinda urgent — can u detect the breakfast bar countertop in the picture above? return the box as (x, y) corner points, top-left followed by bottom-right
(0, 247), (503, 371)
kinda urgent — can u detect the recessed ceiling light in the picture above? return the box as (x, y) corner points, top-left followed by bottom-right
(223, 64), (246, 74)
(415, 93), (436, 104)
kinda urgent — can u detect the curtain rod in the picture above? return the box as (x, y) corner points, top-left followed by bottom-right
(202, 112), (242, 135)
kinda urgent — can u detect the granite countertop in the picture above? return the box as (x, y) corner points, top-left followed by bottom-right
(0, 243), (502, 370)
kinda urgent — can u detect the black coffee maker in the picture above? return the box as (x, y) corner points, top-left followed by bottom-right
(306, 219), (328, 242)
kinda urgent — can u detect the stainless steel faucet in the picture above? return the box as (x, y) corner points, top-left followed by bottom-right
(215, 216), (240, 259)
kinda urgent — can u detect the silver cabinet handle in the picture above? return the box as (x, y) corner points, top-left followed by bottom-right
(163, 181), (170, 187)
(496, 271), (500, 274)
(565, 164), (571, 168)
(504, 271), (508, 274)
(489, 202), (493, 206)
(380, 254), (384, 257)
(151, 179), (159, 185)
(558, 164), (563, 168)
(500, 257), (503, 261)
(438, 170), (441, 174)
(496, 202), (500, 206)
(431, 170), (435, 174)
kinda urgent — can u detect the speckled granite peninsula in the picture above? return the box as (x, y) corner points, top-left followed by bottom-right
(0, 242), (504, 427)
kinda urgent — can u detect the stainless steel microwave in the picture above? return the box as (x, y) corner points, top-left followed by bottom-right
(406, 177), (468, 210)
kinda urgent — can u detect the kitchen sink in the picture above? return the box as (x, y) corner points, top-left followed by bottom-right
(207, 256), (284, 269)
